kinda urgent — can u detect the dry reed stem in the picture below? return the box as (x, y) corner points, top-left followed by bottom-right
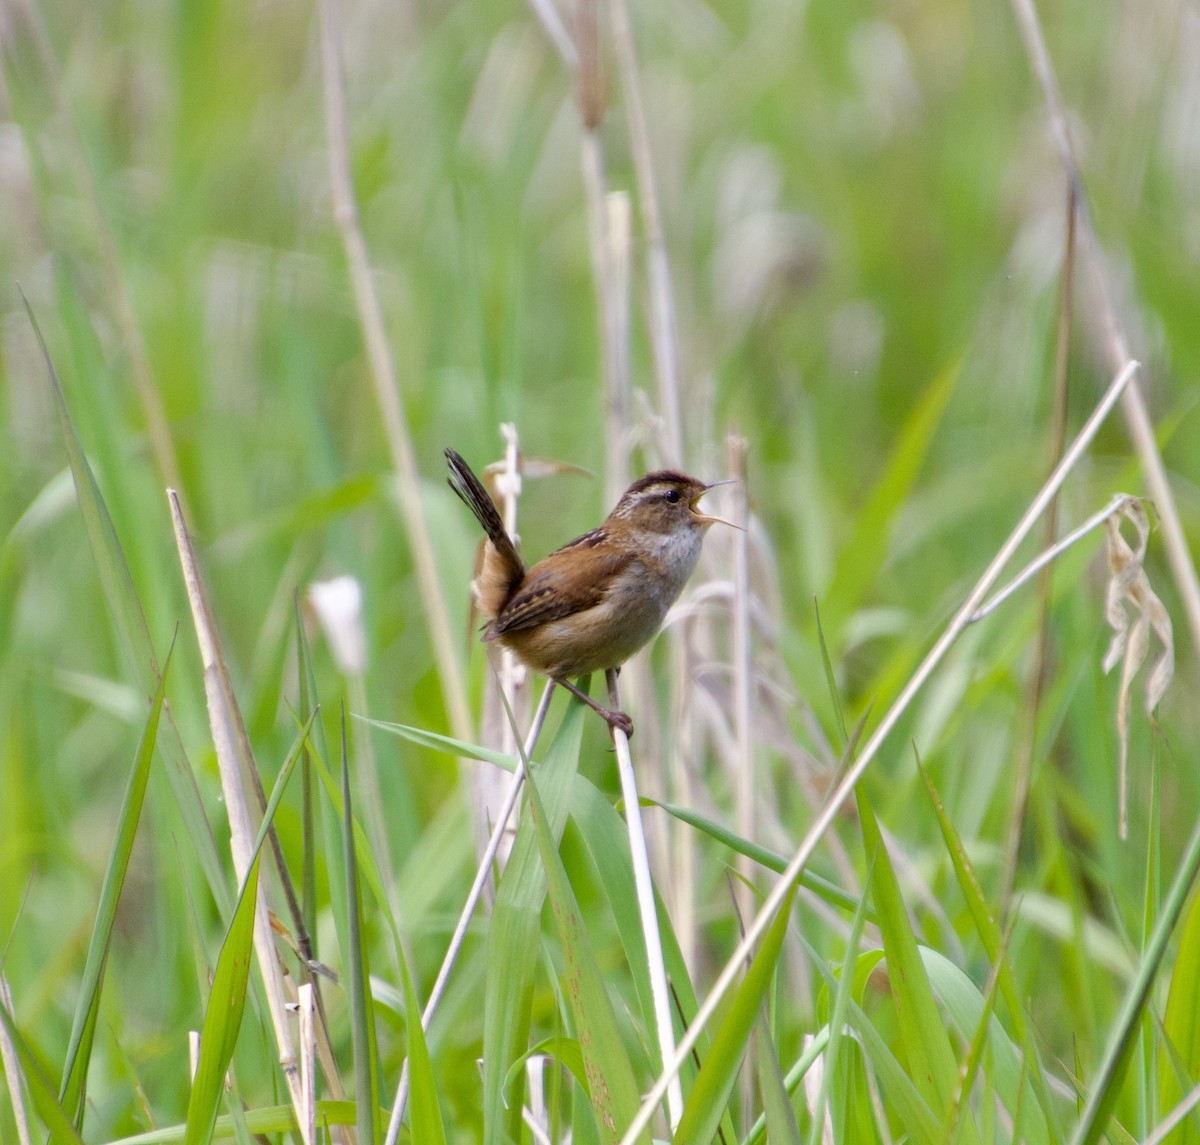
(619, 359), (1139, 1143)
(317, 0), (472, 742)
(298, 984), (316, 1145)
(167, 489), (305, 1129)
(1009, 0), (1200, 664)
(728, 434), (755, 924)
(606, 670), (684, 1131)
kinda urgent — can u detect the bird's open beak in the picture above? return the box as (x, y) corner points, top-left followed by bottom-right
(690, 479), (741, 529)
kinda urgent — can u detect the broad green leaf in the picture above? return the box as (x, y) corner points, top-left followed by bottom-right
(59, 640), (174, 1129)
(674, 887), (795, 1143)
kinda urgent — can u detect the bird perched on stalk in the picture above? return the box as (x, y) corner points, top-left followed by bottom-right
(445, 448), (731, 736)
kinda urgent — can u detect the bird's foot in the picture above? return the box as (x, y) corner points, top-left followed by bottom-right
(605, 709), (634, 739)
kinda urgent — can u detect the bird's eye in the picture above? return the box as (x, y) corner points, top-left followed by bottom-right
(663, 489), (681, 504)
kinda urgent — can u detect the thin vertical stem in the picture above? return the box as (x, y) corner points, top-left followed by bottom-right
(607, 669), (684, 1131)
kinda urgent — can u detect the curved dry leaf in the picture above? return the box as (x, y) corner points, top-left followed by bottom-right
(1102, 498), (1174, 838)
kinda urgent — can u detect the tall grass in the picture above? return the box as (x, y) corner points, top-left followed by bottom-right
(2, 0), (1199, 1141)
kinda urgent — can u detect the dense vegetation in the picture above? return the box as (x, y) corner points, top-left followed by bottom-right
(2, 0), (1199, 1141)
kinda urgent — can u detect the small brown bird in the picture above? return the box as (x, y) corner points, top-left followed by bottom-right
(446, 448), (730, 736)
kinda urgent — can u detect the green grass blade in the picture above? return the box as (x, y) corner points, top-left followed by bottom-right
(98, 1099), (358, 1142)
(814, 599), (848, 748)
(483, 695), (584, 1145)
(825, 359), (959, 628)
(363, 715), (521, 772)
(340, 710), (378, 1145)
(856, 785), (980, 1141)
(843, 992), (941, 1144)
(1072, 809), (1200, 1145)
(809, 858), (875, 1145)
(183, 714), (311, 1145)
(756, 1010), (803, 1145)
(523, 731), (644, 1142)
(0, 995), (86, 1145)
(918, 757), (1063, 1140)
(673, 887), (795, 1143)
(1157, 873), (1200, 1143)
(59, 638), (175, 1128)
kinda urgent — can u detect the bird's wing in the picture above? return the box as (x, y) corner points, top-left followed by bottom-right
(489, 540), (632, 636)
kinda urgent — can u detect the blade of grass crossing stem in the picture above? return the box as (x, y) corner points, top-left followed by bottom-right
(918, 758), (1063, 1139)
(652, 798), (867, 917)
(0, 998), (86, 1145)
(340, 711), (379, 1144)
(60, 640), (175, 1129)
(482, 693), (585, 1144)
(856, 786), (981, 1142)
(24, 294), (230, 918)
(523, 739), (644, 1142)
(184, 714), (312, 1145)
(673, 887), (796, 1143)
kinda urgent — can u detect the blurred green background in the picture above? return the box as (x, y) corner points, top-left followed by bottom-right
(2, 0), (1199, 1138)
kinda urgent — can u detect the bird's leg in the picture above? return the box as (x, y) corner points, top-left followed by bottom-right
(555, 676), (634, 738)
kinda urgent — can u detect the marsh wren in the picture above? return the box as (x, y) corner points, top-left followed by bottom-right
(446, 448), (730, 736)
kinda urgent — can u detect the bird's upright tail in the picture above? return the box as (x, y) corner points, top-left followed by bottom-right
(445, 449), (525, 616)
